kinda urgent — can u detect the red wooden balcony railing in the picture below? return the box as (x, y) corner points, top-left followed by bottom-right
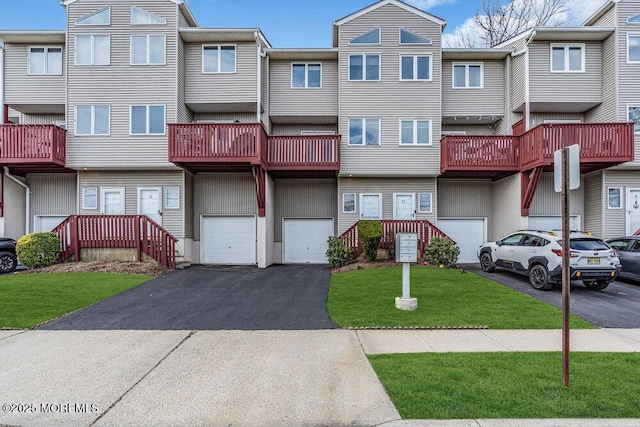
(268, 135), (340, 170)
(0, 124), (66, 165)
(53, 215), (178, 269)
(440, 135), (519, 173)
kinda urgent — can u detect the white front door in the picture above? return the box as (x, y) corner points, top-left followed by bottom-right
(627, 189), (640, 235)
(101, 188), (125, 215)
(394, 193), (415, 220)
(138, 188), (162, 224)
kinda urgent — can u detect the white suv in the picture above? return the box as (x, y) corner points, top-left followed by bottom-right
(477, 230), (621, 291)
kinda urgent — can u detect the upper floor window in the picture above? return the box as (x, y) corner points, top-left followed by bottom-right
(399, 28), (432, 45)
(131, 6), (166, 25)
(75, 35), (110, 65)
(349, 54), (380, 81)
(452, 63), (482, 88)
(75, 105), (110, 135)
(400, 119), (431, 145)
(400, 55), (431, 81)
(350, 28), (380, 45)
(76, 6), (110, 25)
(28, 46), (62, 75)
(628, 15), (640, 23)
(628, 35), (640, 63)
(202, 45), (236, 73)
(349, 118), (380, 145)
(551, 44), (584, 72)
(629, 105), (640, 133)
(131, 35), (166, 65)
(291, 63), (321, 88)
(131, 105), (165, 135)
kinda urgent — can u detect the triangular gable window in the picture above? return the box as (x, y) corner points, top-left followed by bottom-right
(76, 6), (110, 25)
(628, 14), (640, 23)
(350, 28), (380, 44)
(400, 29), (431, 44)
(131, 6), (167, 25)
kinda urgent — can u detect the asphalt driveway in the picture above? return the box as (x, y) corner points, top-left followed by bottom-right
(39, 265), (338, 330)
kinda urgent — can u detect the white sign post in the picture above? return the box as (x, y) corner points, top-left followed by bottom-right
(395, 233), (418, 311)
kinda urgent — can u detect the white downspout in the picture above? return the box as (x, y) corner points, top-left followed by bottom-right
(255, 31), (262, 123)
(524, 30), (536, 131)
(0, 45), (5, 124)
(4, 167), (31, 234)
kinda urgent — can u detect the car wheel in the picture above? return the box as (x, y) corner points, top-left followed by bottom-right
(529, 264), (553, 291)
(480, 252), (495, 272)
(583, 280), (609, 291)
(0, 252), (17, 274)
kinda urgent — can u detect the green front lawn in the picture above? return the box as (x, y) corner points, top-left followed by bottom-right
(0, 272), (151, 328)
(369, 352), (640, 419)
(328, 267), (593, 329)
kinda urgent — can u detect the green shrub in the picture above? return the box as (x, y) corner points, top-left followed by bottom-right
(16, 232), (61, 269)
(384, 230), (397, 260)
(358, 220), (382, 261)
(423, 236), (460, 267)
(326, 236), (355, 269)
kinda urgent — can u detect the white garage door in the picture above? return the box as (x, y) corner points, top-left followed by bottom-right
(437, 219), (486, 264)
(201, 216), (256, 264)
(528, 216), (580, 232)
(34, 215), (67, 232)
(283, 218), (333, 264)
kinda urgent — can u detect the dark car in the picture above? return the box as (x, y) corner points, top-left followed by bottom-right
(606, 237), (640, 282)
(0, 238), (18, 273)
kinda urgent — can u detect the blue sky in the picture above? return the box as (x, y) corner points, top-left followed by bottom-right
(0, 0), (605, 48)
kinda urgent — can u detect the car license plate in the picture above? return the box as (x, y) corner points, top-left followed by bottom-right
(588, 257), (600, 265)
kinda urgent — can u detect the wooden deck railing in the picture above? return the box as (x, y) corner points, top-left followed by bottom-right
(268, 135), (340, 170)
(440, 135), (519, 173)
(53, 215), (178, 269)
(0, 124), (66, 164)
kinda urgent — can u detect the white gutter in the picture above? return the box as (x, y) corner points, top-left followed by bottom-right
(4, 167), (31, 234)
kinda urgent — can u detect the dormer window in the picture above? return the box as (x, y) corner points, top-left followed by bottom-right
(399, 29), (432, 45)
(349, 28), (380, 45)
(76, 6), (110, 26)
(131, 6), (166, 25)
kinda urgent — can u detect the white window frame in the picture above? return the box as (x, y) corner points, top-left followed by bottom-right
(100, 187), (125, 215)
(418, 192), (433, 213)
(75, 105), (110, 136)
(348, 54), (380, 81)
(628, 104), (640, 134)
(75, 34), (110, 66)
(399, 119), (432, 145)
(348, 118), (381, 146)
(359, 193), (382, 220)
(628, 34), (640, 63)
(202, 44), (236, 74)
(399, 28), (432, 45)
(452, 63), (484, 89)
(82, 187), (98, 210)
(76, 6), (110, 26)
(165, 186), (180, 210)
(130, 6), (166, 25)
(608, 187), (623, 210)
(28, 46), (63, 75)
(342, 193), (356, 213)
(130, 105), (166, 135)
(399, 54), (432, 81)
(629, 15), (640, 24)
(550, 43), (585, 73)
(130, 34), (166, 65)
(349, 28), (380, 45)
(393, 192), (416, 220)
(290, 63), (322, 89)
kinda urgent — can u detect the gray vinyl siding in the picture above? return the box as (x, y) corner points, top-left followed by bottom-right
(20, 114), (66, 124)
(192, 112), (257, 123)
(177, 37), (192, 123)
(510, 41), (527, 111)
(529, 112), (584, 127)
(178, 7), (192, 28)
(271, 124), (338, 135)
(2, 44), (65, 109)
(529, 42), (603, 105)
(78, 170), (185, 238)
(585, 33), (616, 123)
(193, 174), (257, 237)
(529, 173), (584, 217)
(185, 42), (258, 107)
(269, 60), (338, 117)
(337, 177), (437, 233)
(338, 4), (442, 176)
(603, 170), (640, 238)
(184, 172), (194, 239)
(584, 171), (603, 237)
(437, 180), (492, 217)
(274, 179), (337, 241)
(27, 174), (77, 225)
(66, 0), (179, 169)
(442, 59), (504, 117)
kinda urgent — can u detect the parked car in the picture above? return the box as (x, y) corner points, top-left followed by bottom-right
(478, 230), (621, 291)
(0, 238), (18, 274)
(606, 237), (640, 282)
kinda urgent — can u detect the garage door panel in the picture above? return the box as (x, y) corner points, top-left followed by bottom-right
(528, 216), (580, 232)
(202, 216), (256, 264)
(437, 219), (485, 264)
(284, 219), (333, 264)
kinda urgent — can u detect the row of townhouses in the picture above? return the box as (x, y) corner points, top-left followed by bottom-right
(0, 0), (639, 266)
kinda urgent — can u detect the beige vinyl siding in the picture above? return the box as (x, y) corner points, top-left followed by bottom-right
(603, 170), (640, 238)
(20, 114), (66, 124)
(496, 113), (521, 135)
(78, 170), (185, 238)
(585, 33), (616, 123)
(529, 42), (602, 105)
(338, 4), (442, 176)
(192, 112), (257, 123)
(184, 172), (194, 239)
(269, 60), (338, 117)
(511, 43), (526, 111)
(193, 174), (257, 237)
(178, 7), (192, 28)
(185, 42), (258, 107)
(274, 179), (337, 241)
(529, 112), (584, 127)
(271, 124), (338, 135)
(3, 44), (65, 110)
(27, 174), (77, 226)
(584, 171), (604, 237)
(442, 59), (504, 117)
(437, 180), (492, 217)
(529, 173), (584, 217)
(337, 177), (436, 233)
(66, 0), (178, 169)
(177, 38), (192, 123)
(587, 3), (617, 27)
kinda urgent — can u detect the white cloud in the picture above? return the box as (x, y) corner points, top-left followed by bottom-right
(405, 0), (458, 10)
